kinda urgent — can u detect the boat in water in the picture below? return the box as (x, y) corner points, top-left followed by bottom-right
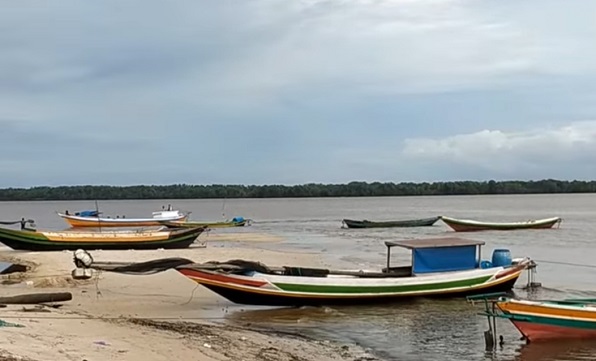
(162, 216), (250, 229)
(58, 206), (189, 228)
(0, 225), (205, 251)
(440, 216), (562, 232)
(342, 216), (440, 229)
(73, 237), (534, 306)
(469, 293), (596, 343)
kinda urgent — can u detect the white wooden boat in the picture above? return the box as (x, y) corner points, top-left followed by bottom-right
(74, 237), (534, 306)
(440, 216), (562, 232)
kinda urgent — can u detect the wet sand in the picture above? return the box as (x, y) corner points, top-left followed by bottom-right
(0, 231), (379, 361)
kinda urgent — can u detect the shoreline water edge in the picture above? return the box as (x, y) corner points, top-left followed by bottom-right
(0, 231), (381, 361)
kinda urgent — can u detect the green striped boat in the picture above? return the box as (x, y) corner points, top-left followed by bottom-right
(76, 237), (534, 306)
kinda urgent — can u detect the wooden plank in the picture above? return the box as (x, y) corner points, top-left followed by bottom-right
(385, 237), (484, 249)
(0, 292), (72, 304)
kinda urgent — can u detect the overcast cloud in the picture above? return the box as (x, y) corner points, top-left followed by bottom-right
(1, 0), (596, 187)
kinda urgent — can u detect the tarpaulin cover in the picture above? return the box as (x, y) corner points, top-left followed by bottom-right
(413, 245), (477, 274)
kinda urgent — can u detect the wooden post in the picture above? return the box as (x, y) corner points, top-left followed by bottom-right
(386, 245), (391, 270)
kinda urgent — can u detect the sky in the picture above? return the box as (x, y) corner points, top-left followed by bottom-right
(2, 0), (596, 187)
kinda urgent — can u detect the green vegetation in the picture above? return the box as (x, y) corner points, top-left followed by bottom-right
(0, 179), (594, 201)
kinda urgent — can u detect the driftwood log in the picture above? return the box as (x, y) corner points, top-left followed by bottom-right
(0, 292), (72, 304)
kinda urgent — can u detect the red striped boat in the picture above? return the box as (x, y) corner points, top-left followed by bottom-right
(74, 237), (535, 306)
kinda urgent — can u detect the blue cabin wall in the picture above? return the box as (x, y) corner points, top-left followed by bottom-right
(412, 245), (477, 274)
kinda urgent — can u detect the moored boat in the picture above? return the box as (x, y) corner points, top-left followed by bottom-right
(499, 297), (596, 341)
(440, 216), (562, 232)
(342, 216), (440, 229)
(0, 225), (205, 251)
(58, 207), (189, 228)
(469, 294), (596, 343)
(162, 216), (250, 229)
(74, 237), (534, 306)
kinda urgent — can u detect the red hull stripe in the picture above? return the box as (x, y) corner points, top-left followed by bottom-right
(178, 269), (267, 288)
(512, 320), (596, 341)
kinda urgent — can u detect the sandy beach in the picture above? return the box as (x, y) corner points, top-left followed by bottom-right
(0, 231), (380, 361)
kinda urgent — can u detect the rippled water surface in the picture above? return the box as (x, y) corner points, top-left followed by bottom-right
(1, 194), (595, 360)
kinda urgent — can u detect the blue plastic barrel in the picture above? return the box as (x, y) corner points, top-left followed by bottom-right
(491, 249), (512, 267)
(480, 260), (493, 269)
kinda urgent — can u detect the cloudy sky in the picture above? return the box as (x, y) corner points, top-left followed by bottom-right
(2, 0), (596, 187)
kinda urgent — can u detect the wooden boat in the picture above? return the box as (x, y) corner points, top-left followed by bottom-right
(58, 208), (189, 228)
(163, 216), (249, 229)
(0, 225), (205, 251)
(440, 216), (562, 232)
(498, 297), (596, 341)
(74, 237), (534, 306)
(342, 216), (440, 229)
(469, 294), (596, 343)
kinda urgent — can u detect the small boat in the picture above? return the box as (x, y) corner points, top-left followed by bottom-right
(58, 207), (189, 228)
(162, 216), (250, 229)
(469, 293), (596, 343)
(0, 225), (205, 251)
(342, 216), (440, 229)
(440, 216), (562, 232)
(74, 237), (534, 306)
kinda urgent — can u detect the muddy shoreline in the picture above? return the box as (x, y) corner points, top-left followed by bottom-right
(0, 233), (382, 361)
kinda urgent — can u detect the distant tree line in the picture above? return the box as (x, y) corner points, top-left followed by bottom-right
(0, 179), (594, 201)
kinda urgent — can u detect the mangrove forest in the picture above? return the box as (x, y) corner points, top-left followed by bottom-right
(0, 179), (594, 201)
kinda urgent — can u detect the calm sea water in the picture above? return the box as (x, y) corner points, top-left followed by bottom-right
(1, 194), (596, 360)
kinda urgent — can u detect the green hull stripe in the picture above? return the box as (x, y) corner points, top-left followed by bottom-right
(273, 274), (493, 294)
(508, 313), (596, 330)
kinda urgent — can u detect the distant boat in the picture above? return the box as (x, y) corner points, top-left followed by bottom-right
(0, 225), (205, 251)
(440, 216), (562, 232)
(163, 216), (250, 229)
(58, 207), (189, 228)
(342, 216), (440, 229)
(73, 237), (534, 306)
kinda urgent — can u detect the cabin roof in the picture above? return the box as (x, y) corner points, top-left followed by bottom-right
(385, 237), (485, 250)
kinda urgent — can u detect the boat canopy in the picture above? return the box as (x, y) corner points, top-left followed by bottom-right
(75, 210), (100, 217)
(385, 237), (485, 275)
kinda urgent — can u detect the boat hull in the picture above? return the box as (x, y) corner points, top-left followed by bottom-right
(440, 216), (561, 232)
(498, 299), (596, 342)
(177, 266), (524, 306)
(343, 217), (440, 229)
(511, 320), (596, 341)
(0, 227), (205, 251)
(163, 220), (247, 228)
(58, 213), (188, 228)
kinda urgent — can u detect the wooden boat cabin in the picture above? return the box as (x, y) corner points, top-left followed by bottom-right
(383, 237), (493, 277)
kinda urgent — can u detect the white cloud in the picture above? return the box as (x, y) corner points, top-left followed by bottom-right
(1, 0), (596, 186)
(402, 121), (596, 175)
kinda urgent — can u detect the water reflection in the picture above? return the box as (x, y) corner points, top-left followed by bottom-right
(227, 298), (524, 360)
(513, 341), (596, 361)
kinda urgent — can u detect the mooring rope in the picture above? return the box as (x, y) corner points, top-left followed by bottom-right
(534, 259), (596, 269)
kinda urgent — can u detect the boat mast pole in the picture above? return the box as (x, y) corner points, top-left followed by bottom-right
(386, 244), (391, 270)
(95, 200), (101, 232)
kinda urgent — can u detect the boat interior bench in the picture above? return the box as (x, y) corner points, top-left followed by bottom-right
(283, 266), (412, 278)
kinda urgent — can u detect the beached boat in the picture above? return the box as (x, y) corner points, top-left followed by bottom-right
(0, 225), (205, 251)
(342, 216), (440, 229)
(162, 216), (249, 229)
(469, 294), (596, 343)
(440, 216), (562, 232)
(74, 237), (534, 306)
(58, 208), (189, 228)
